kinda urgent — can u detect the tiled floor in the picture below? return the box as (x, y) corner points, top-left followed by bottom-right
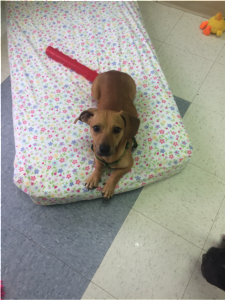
(1, 1), (225, 299)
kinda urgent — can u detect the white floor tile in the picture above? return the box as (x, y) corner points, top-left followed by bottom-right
(183, 250), (225, 299)
(138, 2), (183, 42)
(193, 63), (225, 116)
(133, 163), (225, 248)
(204, 197), (225, 251)
(183, 103), (225, 179)
(1, 1), (6, 23)
(82, 282), (115, 299)
(216, 45), (225, 65)
(1, 32), (9, 74)
(1, 31), (8, 54)
(1, 70), (9, 83)
(1, 21), (7, 36)
(157, 43), (213, 101)
(164, 12), (225, 61)
(150, 38), (162, 52)
(1, 55), (10, 74)
(92, 209), (201, 299)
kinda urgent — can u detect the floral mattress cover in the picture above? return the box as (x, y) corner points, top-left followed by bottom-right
(6, 1), (192, 205)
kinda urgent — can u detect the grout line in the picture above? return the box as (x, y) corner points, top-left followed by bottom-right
(214, 42), (225, 63)
(202, 196), (225, 251)
(2, 219), (117, 299)
(3, 221), (90, 278)
(191, 61), (217, 102)
(189, 162), (225, 182)
(189, 101), (225, 118)
(82, 282), (117, 299)
(182, 195), (225, 298)
(116, 197), (204, 251)
(155, 40), (163, 53)
(178, 101), (193, 120)
(215, 61), (225, 67)
(151, 37), (164, 44)
(131, 205), (204, 250)
(162, 40), (216, 63)
(159, 2), (209, 19)
(160, 6), (185, 42)
(117, 162), (225, 252)
(181, 249), (203, 299)
(1, 70), (10, 83)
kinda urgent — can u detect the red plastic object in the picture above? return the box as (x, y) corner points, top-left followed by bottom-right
(46, 46), (99, 82)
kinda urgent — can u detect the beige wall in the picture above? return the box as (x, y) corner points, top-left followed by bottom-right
(160, 1), (225, 19)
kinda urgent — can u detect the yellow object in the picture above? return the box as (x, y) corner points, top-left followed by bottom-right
(200, 13), (225, 36)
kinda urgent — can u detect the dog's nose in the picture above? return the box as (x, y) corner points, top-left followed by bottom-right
(99, 144), (111, 156)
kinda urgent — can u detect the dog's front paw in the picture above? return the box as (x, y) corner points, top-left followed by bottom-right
(101, 181), (116, 200)
(85, 172), (101, 190)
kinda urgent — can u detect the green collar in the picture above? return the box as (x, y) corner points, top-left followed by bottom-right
(91, 137), (138, 168)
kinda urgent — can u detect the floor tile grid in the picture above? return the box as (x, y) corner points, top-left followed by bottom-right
(139, 2), (224, 187)
(2, 219), (76, 271)
(87, 209), (201, 299)
(138, 2), (185, 43)
(116, 159), (225, 252)
(150, 14), (225, 196)
(216, 44), (225, 65)
(183, 103), (225, 180)
(2, 219), (101, 291)
(119, 200), (205, 298)
(191, 62), (225, 116)
(85, 171), (225, 299)
(119, 195), (211, 252)
(191, 61), (225, 104)
(162, 39), (225, 64)
(181, 195), (225, 299)
(191, 98), (225, 118)
(85, 176), (220, 298)
(145, 9), (225, 105)
(157, 43), (222, 104)
(189, 159), (225, 181)
(201, 195), (225, 250)
(180, 249), (203, 299)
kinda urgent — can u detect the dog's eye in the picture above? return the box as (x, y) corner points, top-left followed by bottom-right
(93, 126), (100, 133)
(113, 127), (121, 134)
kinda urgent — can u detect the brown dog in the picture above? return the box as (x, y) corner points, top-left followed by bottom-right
(74, 70), (140, 199)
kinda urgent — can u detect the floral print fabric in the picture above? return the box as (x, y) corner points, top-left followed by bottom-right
(6, 1), (192, 205)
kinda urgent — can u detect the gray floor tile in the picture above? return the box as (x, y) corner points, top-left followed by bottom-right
(114, 187), (142, 208)
(1, 77), (44, 235)
(26, 198), (135, 280)
(2, 223), (90, 299)
(174, 95), (191, 118)
(1, 76), (142, 290)
(1, 70), (9, 83)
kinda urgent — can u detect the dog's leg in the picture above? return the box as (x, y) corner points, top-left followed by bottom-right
(102, 162), (133, 200)
(85, 158), (104, 190)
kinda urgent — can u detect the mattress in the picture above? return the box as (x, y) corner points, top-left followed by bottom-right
(7, 1), (193, 205)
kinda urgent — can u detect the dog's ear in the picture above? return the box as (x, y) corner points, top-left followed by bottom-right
(119, 111), (140, 140)
(74, 108), (98, 125)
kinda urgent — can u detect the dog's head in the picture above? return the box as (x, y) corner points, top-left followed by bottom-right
(201, 236), (225, 291)
(74, 108), (140, 157)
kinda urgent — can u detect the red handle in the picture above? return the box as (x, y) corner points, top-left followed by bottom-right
(46, 46), (98, 82)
